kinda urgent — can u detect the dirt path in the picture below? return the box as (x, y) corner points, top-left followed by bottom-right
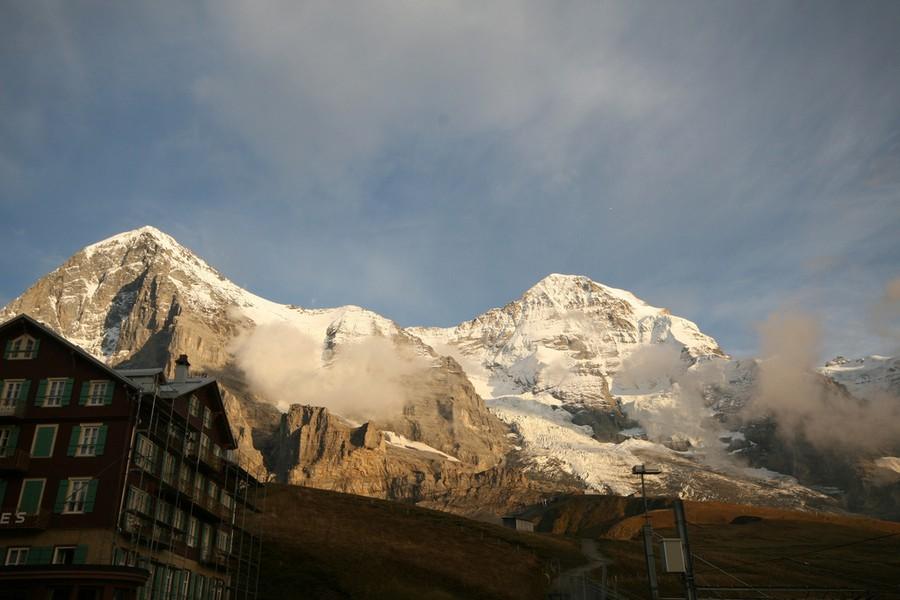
(547, 538), (612, 598)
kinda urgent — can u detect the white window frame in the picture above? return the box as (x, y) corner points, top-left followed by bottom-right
(85, 380), (108, 406)
(135, 435), (157, 472)
(189, 395), (199, 418)
(52, 546), (77, 565)
(7, 335), (37, 360)
(30, 424), (58, 458)
(202, 406), (212, 430)
(62, 477), (91, 514)
(0, 427), (13, 455)
(16, 478), (46, 514)
(187, 516), (199, 548)
(162, 451), (176, 484)
(5, 547), (29, 566)
(75, 423), (102, 457)
(43, 378), (68, 407)
(1, 379), (24, 407)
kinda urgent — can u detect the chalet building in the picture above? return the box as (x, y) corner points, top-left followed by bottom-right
(0, 315), (263, 600)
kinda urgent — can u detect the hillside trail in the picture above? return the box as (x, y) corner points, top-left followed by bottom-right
(547, 538), (616, 599)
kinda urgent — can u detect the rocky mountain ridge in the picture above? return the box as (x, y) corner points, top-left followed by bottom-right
(3, 226), (897, 517)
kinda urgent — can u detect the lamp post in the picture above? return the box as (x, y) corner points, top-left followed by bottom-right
(632, 464), (661, 600)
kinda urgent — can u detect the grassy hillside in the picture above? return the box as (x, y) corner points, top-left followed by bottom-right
(543, 497), (900, 597)
(252, 487), (900, 599)
(252, 484), (584, 599)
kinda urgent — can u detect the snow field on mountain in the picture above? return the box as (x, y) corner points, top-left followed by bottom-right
(487, 393), (675, 495)
(383, 432), (461, 462)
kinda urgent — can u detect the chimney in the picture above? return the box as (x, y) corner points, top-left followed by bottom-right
(174, 354), (190, 382)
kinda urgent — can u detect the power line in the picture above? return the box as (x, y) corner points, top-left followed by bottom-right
(737, 532), (900, 567)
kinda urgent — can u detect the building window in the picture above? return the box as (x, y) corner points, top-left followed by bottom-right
(200, 523), (212, 559)
(126, 485), (151, 515)
(52, 546), (77, 565)
(185, 429), (198, 456)
(5, 547), (29, 565)
(0, 426), (19, 456)
(4, 335), (38, 360)
(62, 478), (91, 513)
(0, 379), (27, 414)
(30, 424), (58, 458)
(74, 424), (103, 457)
(193, 473), (204, 500)
(83, 380), (111, 406)
(216, 529), (230, 553)
(41, 378), (71, 407)
(134, 435), (158, 472)
(202, 407), (212, 430)
(189, 395), (199, 418)
(173, 508), (187, 531)
(178, 464), (191, 494)
(200, 433), (211, 458)
(156, 499), (172, 524)
(162, 452), (176, 484)
(17, 479), (45, 514)
(187, 516), (199, 548)
(207, 480), (218, 505)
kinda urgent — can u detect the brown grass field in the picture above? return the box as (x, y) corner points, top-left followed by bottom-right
(594, 501), (900, 598)
(252, 484), (584, 599)
(252, 486), (900, 599)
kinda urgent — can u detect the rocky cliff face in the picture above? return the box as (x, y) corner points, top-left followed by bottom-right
(272, 404), (571, 515)
(0, 227), (516, 507)
(4, 226), (897, 518)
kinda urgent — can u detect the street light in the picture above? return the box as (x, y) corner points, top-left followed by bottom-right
(632, 464), (661, 600)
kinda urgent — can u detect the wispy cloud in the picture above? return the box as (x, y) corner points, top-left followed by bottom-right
(1, 1), (898, 359)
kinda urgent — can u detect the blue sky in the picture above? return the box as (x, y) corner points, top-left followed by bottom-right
(1, 1), (898, 359)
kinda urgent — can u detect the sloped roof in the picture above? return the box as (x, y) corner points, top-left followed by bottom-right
(0, 314), (140, 391)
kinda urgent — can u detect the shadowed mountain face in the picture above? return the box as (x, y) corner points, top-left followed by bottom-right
(3, 226), (897, 517)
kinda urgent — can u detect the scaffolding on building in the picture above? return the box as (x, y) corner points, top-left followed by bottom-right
(111, 374), (267, 600)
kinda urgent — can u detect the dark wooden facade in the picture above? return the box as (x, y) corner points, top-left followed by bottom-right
(0, 315), (262, 600)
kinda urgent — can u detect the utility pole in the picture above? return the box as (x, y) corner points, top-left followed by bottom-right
(673, 499), (697, 600)
(632, 464), (661, 600)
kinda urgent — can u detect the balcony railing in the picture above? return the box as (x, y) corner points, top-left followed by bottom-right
(0, 448), (30, 472)
(0, 401), (25, 418)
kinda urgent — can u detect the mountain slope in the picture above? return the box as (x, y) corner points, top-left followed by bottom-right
(0, 227), (517, 505)
(4, 226), (894, 517)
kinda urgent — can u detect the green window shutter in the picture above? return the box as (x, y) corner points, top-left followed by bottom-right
(18, 380), (30, 403)
(8, 426), (20, 450)
(78, 383), (88, 406)
(84, 479), (98, 512)
(54, 479), (69, 513)
(95, 425), (108, 456)
(187, 572), (195, 598)
(74, 544), (88, 564)
(32, 339), (40, 357)
(26, 546), (51, 565)
(3, 340), (11, 359)
(19, 480), (44, 514)
(104, 382), (115, 405)
(67, 426), (81, 457)
(32, 426), (55, 458)
(62, 378), (74, 406)
(35, 380), (47, 407)
(0, 479), (7, 505)
(172, 570), (183, 598)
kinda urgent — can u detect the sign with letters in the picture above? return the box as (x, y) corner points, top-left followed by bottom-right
(0, 512), (27, 525)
